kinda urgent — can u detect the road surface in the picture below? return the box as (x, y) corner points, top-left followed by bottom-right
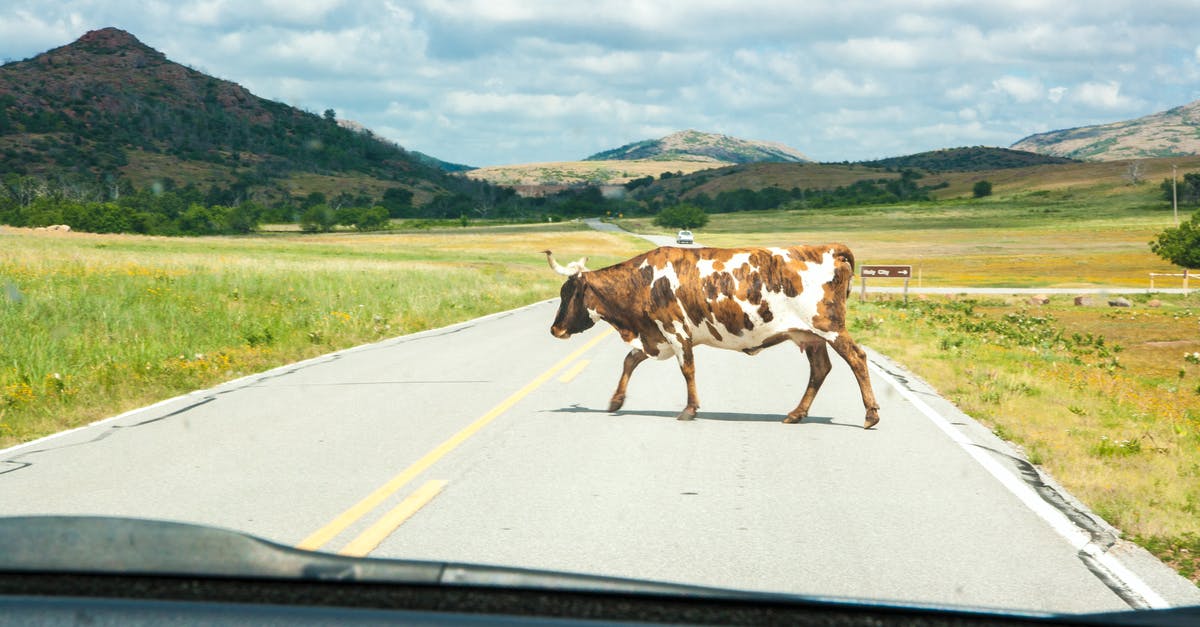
(1, 299), (1197, 614)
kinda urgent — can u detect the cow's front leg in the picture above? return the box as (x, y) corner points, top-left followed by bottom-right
(675, 343), (698, 420)
(784, 342), (832, 423)
(609, 349), (649, 412)
(828, 334), (880, 429)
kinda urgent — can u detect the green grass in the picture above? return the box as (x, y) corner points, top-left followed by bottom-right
(0, 224), (645, 447)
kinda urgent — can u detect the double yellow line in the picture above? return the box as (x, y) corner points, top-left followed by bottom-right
(297, 328), (613, 556)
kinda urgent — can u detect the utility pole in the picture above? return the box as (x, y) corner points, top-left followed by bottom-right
(1173, 164), (1179, 225)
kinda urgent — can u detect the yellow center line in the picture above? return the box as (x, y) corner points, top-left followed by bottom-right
(296, 327), (613, 552)
(339, 479), (448, 557)
(557, 359), (590, 383)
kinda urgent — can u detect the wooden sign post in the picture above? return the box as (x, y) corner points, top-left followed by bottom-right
(860, 265), (913, 303)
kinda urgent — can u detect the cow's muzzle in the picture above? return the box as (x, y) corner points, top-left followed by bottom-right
(551, 326), (570, 339)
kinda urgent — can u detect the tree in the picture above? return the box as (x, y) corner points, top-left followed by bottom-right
(1162, 172), (1200, 206)
(381, 187), (414, 218)
(654, 203), (709, 230)
(1150, 209), (1200, 269)
(973, 180), (993, 198)
(300, 204), (337, 232)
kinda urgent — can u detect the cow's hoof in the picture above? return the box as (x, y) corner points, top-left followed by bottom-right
(676, 408), (697, 421)
(864, 412), (880, 430)
(782, 414), (804, 424)
(608, 395), (625, 412)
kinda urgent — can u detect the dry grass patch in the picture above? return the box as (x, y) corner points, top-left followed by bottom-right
(850, 295), (1200, 584)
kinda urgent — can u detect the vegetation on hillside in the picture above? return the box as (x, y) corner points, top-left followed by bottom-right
(0, 28), (502, 228)
(858, 146), (1076, 172)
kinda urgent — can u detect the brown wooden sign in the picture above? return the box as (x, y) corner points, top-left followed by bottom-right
(860, 265), (912, 278)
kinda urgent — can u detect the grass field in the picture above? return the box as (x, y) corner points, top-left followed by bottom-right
(2, 173), (1199, 583)
(0, 224), (645, 448)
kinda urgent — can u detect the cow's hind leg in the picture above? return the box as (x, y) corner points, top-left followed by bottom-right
(783, 342), (832, 424)
(609, 349), (649, 412)
(827, 334), (881, 429)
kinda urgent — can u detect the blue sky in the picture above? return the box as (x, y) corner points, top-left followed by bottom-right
(2, 0), (1198, 166)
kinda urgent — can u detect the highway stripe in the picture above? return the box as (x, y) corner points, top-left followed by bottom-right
(557, 359), (590, 383)
(870, 363), (1170, 610)
(296, 327), (614, 552)
(339, 480), (448, 557)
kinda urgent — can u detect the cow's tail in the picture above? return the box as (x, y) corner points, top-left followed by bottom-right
(833, 244), (855, 298)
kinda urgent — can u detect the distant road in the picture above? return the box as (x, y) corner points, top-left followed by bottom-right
(584, 219), (1188, 295)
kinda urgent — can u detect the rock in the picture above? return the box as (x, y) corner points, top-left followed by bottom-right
(1147, 299), (1162, 308)
(1074, 296), (1091, 306)
(1028, 295), (1050, 305)
(1108, 297), (1132, 308)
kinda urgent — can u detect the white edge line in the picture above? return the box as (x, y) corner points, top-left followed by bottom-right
(869, 362), (1170, 610)
(0, 299), (558, 459)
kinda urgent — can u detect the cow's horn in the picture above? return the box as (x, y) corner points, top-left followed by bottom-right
(543, 250), (586, 276)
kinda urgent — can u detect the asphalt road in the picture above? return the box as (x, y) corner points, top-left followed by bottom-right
(2, 299), (1198, 614)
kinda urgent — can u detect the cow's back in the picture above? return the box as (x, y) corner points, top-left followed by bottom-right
(623, 244), (852, 351)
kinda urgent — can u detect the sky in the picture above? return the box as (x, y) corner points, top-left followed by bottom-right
(2, 1), (1199, 167)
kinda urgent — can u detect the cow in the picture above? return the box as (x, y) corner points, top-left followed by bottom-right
(543, 244), (880, 428)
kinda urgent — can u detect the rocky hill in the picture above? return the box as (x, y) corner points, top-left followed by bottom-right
(585, 129), (810, 164)
(1012, 99), (1200, 161)
(0, 27), (471, 203)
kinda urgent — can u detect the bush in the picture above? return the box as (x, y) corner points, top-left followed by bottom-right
(654, 203), (709, 230)
(973, 180), (993, 198)
(299, 204), (336, 232)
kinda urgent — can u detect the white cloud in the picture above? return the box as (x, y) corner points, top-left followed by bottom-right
(811, 70), (882, 97)
(1069, 80), (1142, 111)
(945, 84), (975, 101)
(992, 75), (1044, 103)
(824, 37), (927, 69)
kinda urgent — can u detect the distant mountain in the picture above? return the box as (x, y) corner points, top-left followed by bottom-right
(585, 129), (811, 164)
(1012, 99), (1200, 161)
(0, 27), (472, 203)
(858, 146), (1076, 172)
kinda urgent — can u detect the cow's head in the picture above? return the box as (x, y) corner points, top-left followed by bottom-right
(544, 250), (595, 339)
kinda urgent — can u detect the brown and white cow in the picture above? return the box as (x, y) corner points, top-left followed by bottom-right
(544, 244), (880, 428)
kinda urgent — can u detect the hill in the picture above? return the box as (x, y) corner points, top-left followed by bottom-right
(0, 27), (473, 205)
(1012, 99), (1200, 161)
(857, 146), (1076, 171)
(585, 129), (811, 164)
(624, 154), (1200, 212)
